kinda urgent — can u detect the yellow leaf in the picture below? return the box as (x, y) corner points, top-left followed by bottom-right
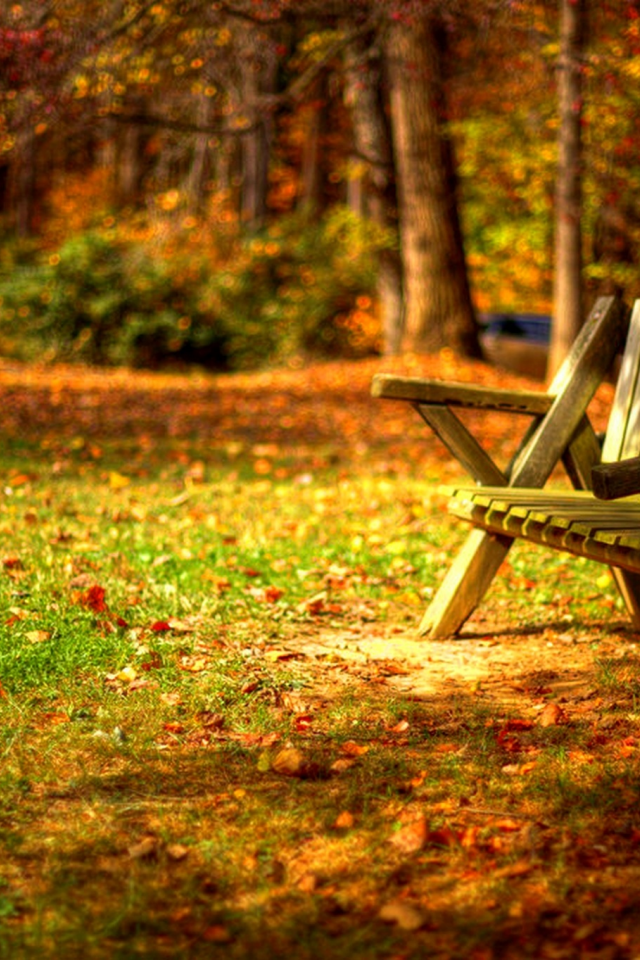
(117, 665), (138, 683)
(109, 471), (130, 489)
(272, 747), (305, 777)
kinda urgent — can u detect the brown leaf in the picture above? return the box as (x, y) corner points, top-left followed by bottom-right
(387, 719), (410, 734)
(166, 843), (189, 861)
(271, 747), (306, 777)
(340, 740), (369, 757)
(538, 703), (567, 727)
(128, 836), (159, 860)
(330, 758), (356, 774)
(389, 816), (428, 854)
(378, 899), (427, 931)
(202, 925), (232, 943)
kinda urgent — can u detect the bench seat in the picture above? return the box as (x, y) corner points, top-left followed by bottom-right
(445, 485), (640, 574)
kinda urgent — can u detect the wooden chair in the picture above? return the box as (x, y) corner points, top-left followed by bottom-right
(371, 295), (640, 637)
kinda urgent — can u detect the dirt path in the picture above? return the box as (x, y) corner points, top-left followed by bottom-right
(285, 615), (637, 712)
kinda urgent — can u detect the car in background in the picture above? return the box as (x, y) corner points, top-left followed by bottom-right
(479, 312), (551, 380)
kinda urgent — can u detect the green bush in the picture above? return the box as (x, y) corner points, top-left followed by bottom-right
(0, 229), (227, 367)
(201, 206), (392, 368)
(0, 207), (392, 369)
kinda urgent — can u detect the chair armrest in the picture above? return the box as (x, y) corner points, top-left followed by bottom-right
(592, 456), (640, 500)
(371, 374), (553, 415)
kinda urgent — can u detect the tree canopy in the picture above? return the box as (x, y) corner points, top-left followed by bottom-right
(1, 1), (640, 367)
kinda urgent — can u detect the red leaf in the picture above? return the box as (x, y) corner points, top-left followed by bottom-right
(151, 620), (171, 632)
(294, 714), (314, 732)
(264, 586), (284, 603)
(80, 585), (108, 612)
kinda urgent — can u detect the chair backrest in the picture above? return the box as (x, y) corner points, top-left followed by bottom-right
(602, 299), (640, 463)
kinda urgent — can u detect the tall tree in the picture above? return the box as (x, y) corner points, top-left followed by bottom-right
(548, 0), (587, 378)
(344, 29), (403, 354)
(384, 11), (480, 357)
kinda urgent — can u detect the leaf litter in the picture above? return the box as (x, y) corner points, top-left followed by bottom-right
(1, 355), (639, 958)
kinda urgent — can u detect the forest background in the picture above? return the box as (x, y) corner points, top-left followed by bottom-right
(0, 0), (639, 374)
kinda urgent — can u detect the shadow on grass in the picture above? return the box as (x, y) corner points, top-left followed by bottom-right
(4, 678), (640, 959)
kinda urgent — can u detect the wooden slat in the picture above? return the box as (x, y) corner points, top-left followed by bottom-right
(450, 491), (640, 573)
(370, 376), (553, 414)
(448, 493), (640, 573)
(602, 299), (640, 462)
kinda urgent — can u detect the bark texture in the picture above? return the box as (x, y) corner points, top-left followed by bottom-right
(385, 16), (479, 357)
(344, 32), (403, 354)
(548, 0), (586, 379)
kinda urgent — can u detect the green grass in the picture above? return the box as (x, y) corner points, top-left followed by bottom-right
(1, 362), (640, 958)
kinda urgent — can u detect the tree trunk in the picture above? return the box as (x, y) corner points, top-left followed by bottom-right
(385, 15), (479, 357)
(115, 96), (148, 206)
(10, 129), (38, 236)
(239, 34), (277, 230)
(345, 33), (403, 354)
(548, 0), (586, 379)
(186, 94), (214, 215)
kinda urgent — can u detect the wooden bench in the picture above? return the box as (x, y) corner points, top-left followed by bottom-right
(372, 295), (640, 637)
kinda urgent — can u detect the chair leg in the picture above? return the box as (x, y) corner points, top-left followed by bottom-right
(611, 568), (640, 630)
(419, 527), (514, 639)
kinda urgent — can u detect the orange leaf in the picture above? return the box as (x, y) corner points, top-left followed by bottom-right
(538, 703), (567, 727)
(341, 740), (369, 757)
(388, 719), (410, 734)
(334, 811), (355, 829)
(389, 816), (428, 854)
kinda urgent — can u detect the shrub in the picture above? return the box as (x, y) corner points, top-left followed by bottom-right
(199, 206), (391, 368)
(0, 206), (392, 369)
(0, 228), (228, 367)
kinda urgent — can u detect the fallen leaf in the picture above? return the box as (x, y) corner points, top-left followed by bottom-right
(128, 836), (159, 859)
(341, 740), (369, 757)
(26, 630), (51, 644)
(387, 719), (410, 734)
(538, 703), (567, 727)
(294, 714), (314, 732)
(334, 811), (355, 829)
(167, 618), (195, 633)
(166, 843), (189, 861)
(297, 873), (318, 893)
(389, 816), (428, 854)
(378, 899), (427, 931)
(117, 665), (138, 683)
(271, 747), (306, 777)
(202, 925), (232, 943)
(79, 584), (108, 612)
(501, 761), (537, 776)
(330, 758), (356, 774)
(109, 471), (130, 489)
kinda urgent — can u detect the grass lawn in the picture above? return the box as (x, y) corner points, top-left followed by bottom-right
(1, 354), (640, 959)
